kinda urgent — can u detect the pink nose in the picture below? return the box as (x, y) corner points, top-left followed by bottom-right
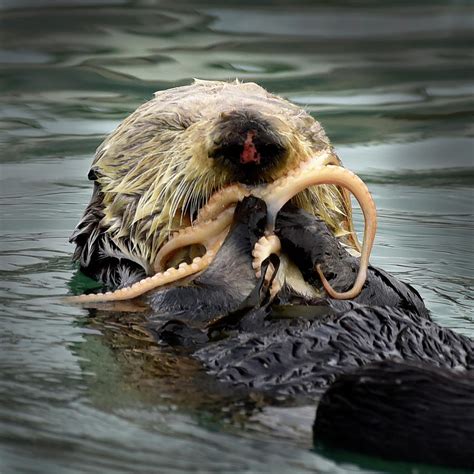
(240, 130), (261, 165)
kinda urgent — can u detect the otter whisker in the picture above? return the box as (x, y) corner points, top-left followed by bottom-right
(169, 177), (190, 222)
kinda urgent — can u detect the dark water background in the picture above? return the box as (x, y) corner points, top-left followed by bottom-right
(0, 1), (473, 473)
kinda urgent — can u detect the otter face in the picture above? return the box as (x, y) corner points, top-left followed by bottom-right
(208, 110), (288, 185)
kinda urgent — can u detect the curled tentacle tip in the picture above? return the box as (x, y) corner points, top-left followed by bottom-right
(316, 264), (365, 300)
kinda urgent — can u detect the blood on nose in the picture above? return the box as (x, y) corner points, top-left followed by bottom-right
(240, 131), (261, 165)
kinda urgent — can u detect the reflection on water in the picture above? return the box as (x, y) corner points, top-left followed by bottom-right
(0, 1), (473, 473)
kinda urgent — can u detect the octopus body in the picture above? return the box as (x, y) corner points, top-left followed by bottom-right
(67, 150), (377, 303)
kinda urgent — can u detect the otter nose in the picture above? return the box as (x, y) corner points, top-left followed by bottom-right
(240, 130), (261, 165)
(210, 111), (286, 183)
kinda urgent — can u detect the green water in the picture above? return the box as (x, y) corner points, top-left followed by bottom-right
(0, 1), (473, 473)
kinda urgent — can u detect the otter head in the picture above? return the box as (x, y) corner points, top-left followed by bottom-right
(182, 81), (330, 188)
(72, 80), (352, 278)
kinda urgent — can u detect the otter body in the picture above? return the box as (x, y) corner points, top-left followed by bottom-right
(150, 197), (473, 470)
(71, 81), (473, 470)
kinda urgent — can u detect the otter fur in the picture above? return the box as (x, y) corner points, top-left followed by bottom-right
(70, 80), (355, 289)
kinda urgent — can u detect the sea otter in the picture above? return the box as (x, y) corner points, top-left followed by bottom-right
(69, 80), (473, 469)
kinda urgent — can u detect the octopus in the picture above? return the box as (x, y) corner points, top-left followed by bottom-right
(67, 149), (376, 303)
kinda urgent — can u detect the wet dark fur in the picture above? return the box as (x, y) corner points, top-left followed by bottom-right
(146, 197), (473, 469)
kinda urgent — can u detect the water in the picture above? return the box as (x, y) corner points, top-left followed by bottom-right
(0, 1), (473, 473)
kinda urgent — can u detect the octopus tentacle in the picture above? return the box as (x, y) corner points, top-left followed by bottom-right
(196, 184), (249, 223)
(154, 206), (235, 272)
(65, 243), (221, 303)
(66, 214), (235, 304)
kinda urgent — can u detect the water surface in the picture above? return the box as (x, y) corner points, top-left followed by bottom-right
(1, 1), (473, 473)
